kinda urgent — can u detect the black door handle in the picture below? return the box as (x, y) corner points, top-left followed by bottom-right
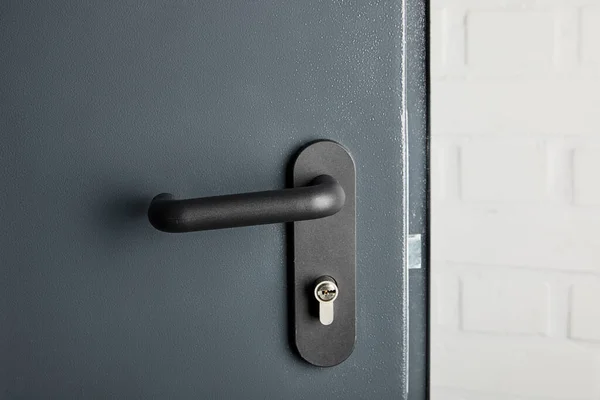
(148, 141), (356, 367)
(148, 174), (345, 233)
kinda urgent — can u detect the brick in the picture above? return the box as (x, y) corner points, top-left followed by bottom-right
(573, 147), (600, 206)
(460, 275), (550, 335)
(430, 388), (466, 400)
(432, 272), (460, 328)
(443, 6), (468, 77)
(581, 7), (600, 66)
(430, 140), (454, 202)
(430, 8), (445, 77)
(546, 140), (574, 205)
(431, 335), (600, 399)
(430, 387), (541, 400)
(554, 6), (580, 72)
(431, 81), (600, 136)
(432, 205), (600, 272)
(460, 139), (546, 202)
(570, 281), (600, 342)
(465, 10), (554, 75)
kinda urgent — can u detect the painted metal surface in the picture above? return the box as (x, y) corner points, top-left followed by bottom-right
(406, 0), (430, 398)
(1, 0), (428, 398)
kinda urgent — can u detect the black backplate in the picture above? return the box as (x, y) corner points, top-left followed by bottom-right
(292, 141), (356, 367)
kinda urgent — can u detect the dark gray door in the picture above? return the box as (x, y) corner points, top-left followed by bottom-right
(1, 1), (428, 398)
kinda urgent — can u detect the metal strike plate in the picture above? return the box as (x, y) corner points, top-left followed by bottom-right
(408, 234), (422, 270)
(293, 140), (356, 367)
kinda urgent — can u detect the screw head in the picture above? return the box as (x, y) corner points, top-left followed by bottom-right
(315, 281), (338, 302)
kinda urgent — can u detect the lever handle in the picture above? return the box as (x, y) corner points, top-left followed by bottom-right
(148, 174), (345, 233)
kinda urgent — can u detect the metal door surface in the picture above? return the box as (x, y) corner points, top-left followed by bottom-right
(1, 1), (429, 398)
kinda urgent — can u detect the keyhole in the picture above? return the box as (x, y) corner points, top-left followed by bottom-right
(314, 277), (338, 325)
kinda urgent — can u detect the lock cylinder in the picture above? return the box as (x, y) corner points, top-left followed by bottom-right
(314, 276), (338, 326)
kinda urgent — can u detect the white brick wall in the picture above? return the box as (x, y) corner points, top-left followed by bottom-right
(431, 0), (600, 398)
(460, 275), (550, 336)
(570, 282), (600, 341)
(573, 147), (600, 206)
